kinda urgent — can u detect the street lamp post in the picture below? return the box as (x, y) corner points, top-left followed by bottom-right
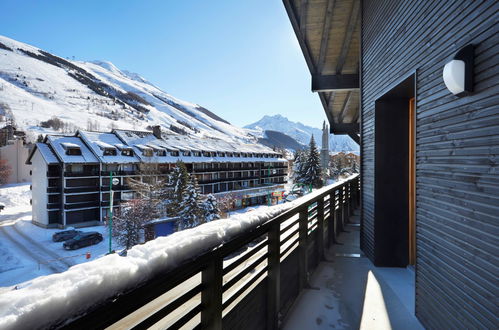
(267, 164), (274, 206)
(108, 171), (118, 254)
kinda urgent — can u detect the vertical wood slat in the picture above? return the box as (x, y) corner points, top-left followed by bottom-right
(201, 257), (223, 329)
(328, 190), (337, 245)
(316, 199), (325, 260)
(342, 185), (349, 227)
(267, 222), (281, 330)
(338, 187), (344, 232)
(298, 209), (309, 291)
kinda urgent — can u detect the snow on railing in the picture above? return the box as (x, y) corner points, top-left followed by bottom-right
(0, 175), (358, 330)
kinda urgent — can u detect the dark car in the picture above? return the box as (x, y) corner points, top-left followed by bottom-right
(52, 229), (82, 242)
(63, 232), (103, 250)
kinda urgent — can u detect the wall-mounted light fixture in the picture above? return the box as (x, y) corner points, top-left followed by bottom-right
(443, 44), (474, 96)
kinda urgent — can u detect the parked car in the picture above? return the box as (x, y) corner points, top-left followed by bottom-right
(52, 229), (82, 242)
(63, 232), (103, 250)
(285, 194), (299, 202)
(0, 204), (4, 212)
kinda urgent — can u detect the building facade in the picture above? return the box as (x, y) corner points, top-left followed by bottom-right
(27, 128), (288, 228)
(0, 138), (32, 183)
(284, 0), (498, 328)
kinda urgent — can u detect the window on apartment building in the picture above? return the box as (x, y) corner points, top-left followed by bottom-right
(121, 149), (133, 156)
(193, 151), (201, 157)
(170, 151), (179, 156)
(103, 148), (117, 156)
(156, 150), (166, 156)
(66, 164), (83, 173)
(122, 191), (134, 200)
(66, 147), (82, 156)
(183, 151), (191, 156)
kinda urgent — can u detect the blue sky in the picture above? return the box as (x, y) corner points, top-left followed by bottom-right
(0, 0), (325, 128)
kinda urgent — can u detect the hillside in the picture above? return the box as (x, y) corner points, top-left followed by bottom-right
(245, 115), (359, 152)
(257, 130), (305, 151)
(0, 35), (256, 145)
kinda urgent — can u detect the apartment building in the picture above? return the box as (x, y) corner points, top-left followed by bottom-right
(26, 128), (288, 228)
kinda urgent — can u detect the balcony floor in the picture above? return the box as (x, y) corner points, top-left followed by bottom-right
(282, 210), (424, 330)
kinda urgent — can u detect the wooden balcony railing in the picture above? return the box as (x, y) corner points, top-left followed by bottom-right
(60, 174), (360, 329)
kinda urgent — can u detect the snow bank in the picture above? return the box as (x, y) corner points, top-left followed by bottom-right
(0, 179), (352, 330)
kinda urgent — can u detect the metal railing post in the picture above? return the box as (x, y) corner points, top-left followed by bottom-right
(317, 198), (325, 260)
(201, 257), (223, 329)
(298, 209), (309, 291)
(267, 222), (281, 330)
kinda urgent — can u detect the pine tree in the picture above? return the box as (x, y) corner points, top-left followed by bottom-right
(167, 160), (190, 217)
(178, 175), (204, 230)
(113, 199), (159, 250)
(303, 136), (323, 188)
(292, 149), (307, 184)
(203, 194), (220, 222)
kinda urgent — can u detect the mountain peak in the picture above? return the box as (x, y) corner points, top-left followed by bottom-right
(245, 115), (359, 152)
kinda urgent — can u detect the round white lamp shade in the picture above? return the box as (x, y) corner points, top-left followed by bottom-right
(443, 59), (466, 95)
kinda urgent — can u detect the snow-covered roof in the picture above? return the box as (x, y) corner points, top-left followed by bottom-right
(34, 143), (59, 164)
(60, 142), (80, 149)
(47, 136), (98, 164)
(78, 131), (141, 164)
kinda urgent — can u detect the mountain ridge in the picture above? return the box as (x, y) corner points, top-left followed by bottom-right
(245, 114), (359, 152)
(0, 35), (257, 146)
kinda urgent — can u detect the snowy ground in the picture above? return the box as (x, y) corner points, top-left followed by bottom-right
(0, 183), (120, 289)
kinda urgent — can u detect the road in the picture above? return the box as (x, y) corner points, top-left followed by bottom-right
(0, 223), (73, 274)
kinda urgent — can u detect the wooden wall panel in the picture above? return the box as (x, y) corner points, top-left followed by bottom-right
(361, 0), (499, 328)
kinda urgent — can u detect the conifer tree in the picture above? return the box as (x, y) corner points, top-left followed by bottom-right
(113, 199), (159, 250)
(303, 136), (323, 188)
(203, 194), (220, 222)
(292, 149), (307, 184)
(167, 160), (189, 216)
(178, 175), (204, 230)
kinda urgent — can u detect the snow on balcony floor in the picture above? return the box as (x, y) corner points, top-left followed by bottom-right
(282, 211), (423, 330)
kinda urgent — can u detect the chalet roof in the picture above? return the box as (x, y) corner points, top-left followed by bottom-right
(283, 0), (360, 138)
(78, 131), (141, 164)
(47, 135), (98, 164)
(26, 142), (59, 165)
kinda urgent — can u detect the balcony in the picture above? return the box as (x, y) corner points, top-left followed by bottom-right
(46, 171), (61, 178)
(63, 171), (99, 177)
(100, 170), (138, 176)
(64, 186), (99, 194)
(63, 201), (100, 210)
(54, 176), (368, 329)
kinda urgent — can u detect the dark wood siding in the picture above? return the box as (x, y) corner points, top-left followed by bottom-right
(361, 0), (499, 328)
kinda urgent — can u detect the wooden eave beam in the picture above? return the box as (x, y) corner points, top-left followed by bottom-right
(317, 0), (336, 74)
(330, 123), (359, 134)
(283, 0), (316, 73)
(312, 74), (359, 92)
(335, 0), (360, 74)
(299, 0), (309, 35)
(348, 132), (360, 144)
(338, 91), (352, 123)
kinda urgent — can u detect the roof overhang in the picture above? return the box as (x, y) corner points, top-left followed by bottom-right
(283, 0), (360, 136)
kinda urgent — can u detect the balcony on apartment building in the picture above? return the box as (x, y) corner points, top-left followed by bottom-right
(44, 174), (416, 330)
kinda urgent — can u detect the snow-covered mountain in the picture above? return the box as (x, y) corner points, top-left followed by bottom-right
(245, 115), (359, 152)
(0, 35), (257, 144)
